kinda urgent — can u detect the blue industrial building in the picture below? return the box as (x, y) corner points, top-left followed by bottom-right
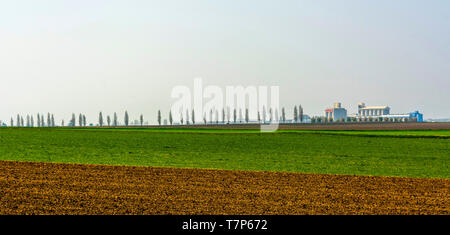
(409, 111), (423, 122)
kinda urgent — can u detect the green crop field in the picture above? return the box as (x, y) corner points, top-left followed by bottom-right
(0, 127), (449, 178)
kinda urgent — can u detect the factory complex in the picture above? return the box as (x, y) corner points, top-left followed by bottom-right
(324, 102), (423, 122)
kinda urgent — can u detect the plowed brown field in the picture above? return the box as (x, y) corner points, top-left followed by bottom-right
(0, 161), (448, 215)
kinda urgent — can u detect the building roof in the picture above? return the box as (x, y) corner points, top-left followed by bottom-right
(360, 106), (389, 110)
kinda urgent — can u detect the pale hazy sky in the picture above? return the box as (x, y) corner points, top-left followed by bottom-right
(1, 0), (449, 124)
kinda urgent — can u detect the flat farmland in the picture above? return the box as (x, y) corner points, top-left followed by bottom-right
(0, 161), (448, 215)
(0, 127), (449, 178)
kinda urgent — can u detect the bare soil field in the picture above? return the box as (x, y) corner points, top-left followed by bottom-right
(0, 161), (448, 215)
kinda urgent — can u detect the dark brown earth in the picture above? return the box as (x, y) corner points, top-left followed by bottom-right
(0, 161), (448, 215)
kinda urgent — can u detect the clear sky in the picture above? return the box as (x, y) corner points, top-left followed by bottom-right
(1, 0), (449, 124)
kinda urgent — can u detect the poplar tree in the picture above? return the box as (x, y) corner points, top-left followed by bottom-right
(245, 109), (249, 123)
(262, 106), (266, 123)
(180, 111), (184, 125)
(294, 106), (298, 123)
(37, 114), (41, 127)
(239, 109), (242, 123)
(113, 112), (118, 126)
(281, 107), (286, 123)
(30, 116), (34, 127)
(275, 109), (279, 123)
(107, 115), (111, 126)
(157, 110), (161, 125)
(140, 114), (144, 126)
(191, 109), (195, 124)
(269, 108), (273, 122)
(299, 105), (303, 123)
(215, 109), (219, 124)
(70, 113), (75, 126)
(233, 108), (237, 123)
(124, 111), (129, 126)
(169, 111), (173, 125)
(79, 114), (83, 126)
(209, 109), (213, 124)
(186, 109), (189, 125)
(222, 108), (225, 124)
(51, 114), (55, 127)
(99, 112), (104, 126)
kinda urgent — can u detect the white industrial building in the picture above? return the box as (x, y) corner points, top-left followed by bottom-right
(358, 103), (390, 117)
(354, 102), (423, 122)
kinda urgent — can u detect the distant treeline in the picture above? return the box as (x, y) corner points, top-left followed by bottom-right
(2, 106), (306, 127)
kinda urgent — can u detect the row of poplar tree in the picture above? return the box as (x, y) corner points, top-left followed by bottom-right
(161, 105), (304, 125)
(7, 105), (304, 127)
